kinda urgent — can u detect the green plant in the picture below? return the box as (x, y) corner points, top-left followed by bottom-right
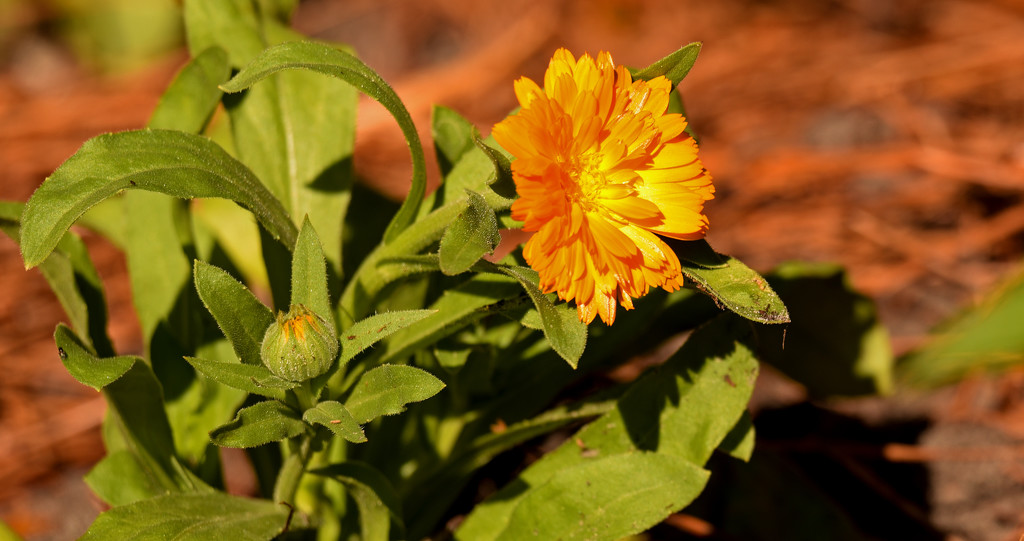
(2, 2), (893, 539)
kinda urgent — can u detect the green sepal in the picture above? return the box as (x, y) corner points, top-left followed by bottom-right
(209, 400), (306, 448)
(302, 401), (366, 443)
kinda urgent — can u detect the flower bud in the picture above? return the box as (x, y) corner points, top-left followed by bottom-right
(260, 304), (339, 382)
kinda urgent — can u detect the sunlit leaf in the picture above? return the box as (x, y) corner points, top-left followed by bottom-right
(20, 129), (297, 269)
(185, 356), (295, 400)
(439, 190), (500, 275)
(494, 265), (587, 368)
(676, 240), (789, 324)
(632, 42), (702, 87)
(344, 365), (445, 424)
(209, 400), (306, 448)
(194, 260), (274, 366)
(302, 401), (365, 443)
(81, 492), (290, 541)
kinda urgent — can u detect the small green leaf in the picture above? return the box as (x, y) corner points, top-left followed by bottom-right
(313, 462), (405, 541)
(340, 310), (436, 366)
(718, 410), (755, 462)
(20, 129), (298, 268)
(302, 401), (366, 443)
(759, 262), (892, 397)
(149, 46), (231, 133)
(81, 492), (291, 541)
(676, 240), (790, 324)
(185, 356), (296, 400)
(210, 400), (306, 448)
(290, 217), (332, 322)
(439, 190), (500, 275)
(495, 265), (587, 368)
(471, 453), (709, 541)
(220, 40), (425, 245)
(632, 42), (702, 87)
(344, 365), (445, 424)
(194, 260), (274, 365)
(54, 324), (136, 390)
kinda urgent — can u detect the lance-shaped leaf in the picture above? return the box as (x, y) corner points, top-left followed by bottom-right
(20, 129), (297, 268)
(473, 133), (517, 201)
(210, 400), (306, 448)
(302, 401), (365, 443)
(675, 240), (790, 324)
(185, 356), (296, 400)
(495, 265), (587, 368)
(85, 450), (166, 507)
(439, 190), (500, 275)
(344, 365), (445, 424)
(149, 46), (231, 133)
(340, 310), (435, 366)
(55, 325), (207, 496)
(2, 202), (114, 355)
(194, 260), (274, 365)
(81, 492), (291, 541)
(632, 42), (703, 87)
(220, 40), (425, 245)
(290, 217), (332, 322)
(313, 462), (405, 541)
(432, 105), (477, 177)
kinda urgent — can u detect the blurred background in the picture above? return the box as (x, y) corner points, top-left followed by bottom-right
(2, 0), (1024, 539)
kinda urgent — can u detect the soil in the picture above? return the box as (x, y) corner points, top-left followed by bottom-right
(2, 0), (1023, 539)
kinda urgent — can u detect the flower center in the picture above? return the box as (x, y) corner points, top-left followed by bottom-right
(563, 152), (606, 209)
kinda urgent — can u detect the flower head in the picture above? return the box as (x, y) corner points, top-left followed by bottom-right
(492, 48), (714, 325)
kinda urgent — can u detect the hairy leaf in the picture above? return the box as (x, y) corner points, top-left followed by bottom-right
(210, 400), (306, 448)
(344, 365), (445, 424)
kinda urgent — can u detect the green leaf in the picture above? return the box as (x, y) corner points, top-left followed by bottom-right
(194, 260), (274, 365)
(479, 453), (709, 541)
(220, 40), (424, 245)
(718, 410), (755, 462)
(339, 310), (436, 366)
(439, 190), (500, 275)
(20, 129), (298, 268)
(632, 42), (702, 87)
(1, 202), (114, 355)
(900, 265), (1024, 387)
(344, 365), (446, 424)
(302, 401), (366, 443)
(55, 324), (136, 390)
(377, 273), (523, 363)
(290, 217), (332, 322)
(676, 240), (790, 324)
(495, 265), (587, 368)
(313, 462), (405, 541)
(473, 133), (517, 201)
(149, 46), (231, 133)
(759, 262), (892, 397)
(185, 356), (295, 400)
(85, 450), (166, 506)
(210, 400), (306, 448)
(56, 325), (207, 496)
(432, 105), (477, 177)
(81, 492), (291, 541)
(457, 315), (758, 539)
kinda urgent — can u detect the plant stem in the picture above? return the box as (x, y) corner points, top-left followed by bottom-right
(274, 435), (313, 505)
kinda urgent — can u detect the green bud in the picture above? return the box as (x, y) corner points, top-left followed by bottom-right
(260, 304), (339, 382)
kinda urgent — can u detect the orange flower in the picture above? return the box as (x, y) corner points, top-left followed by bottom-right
(492, 48), (714, 325)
